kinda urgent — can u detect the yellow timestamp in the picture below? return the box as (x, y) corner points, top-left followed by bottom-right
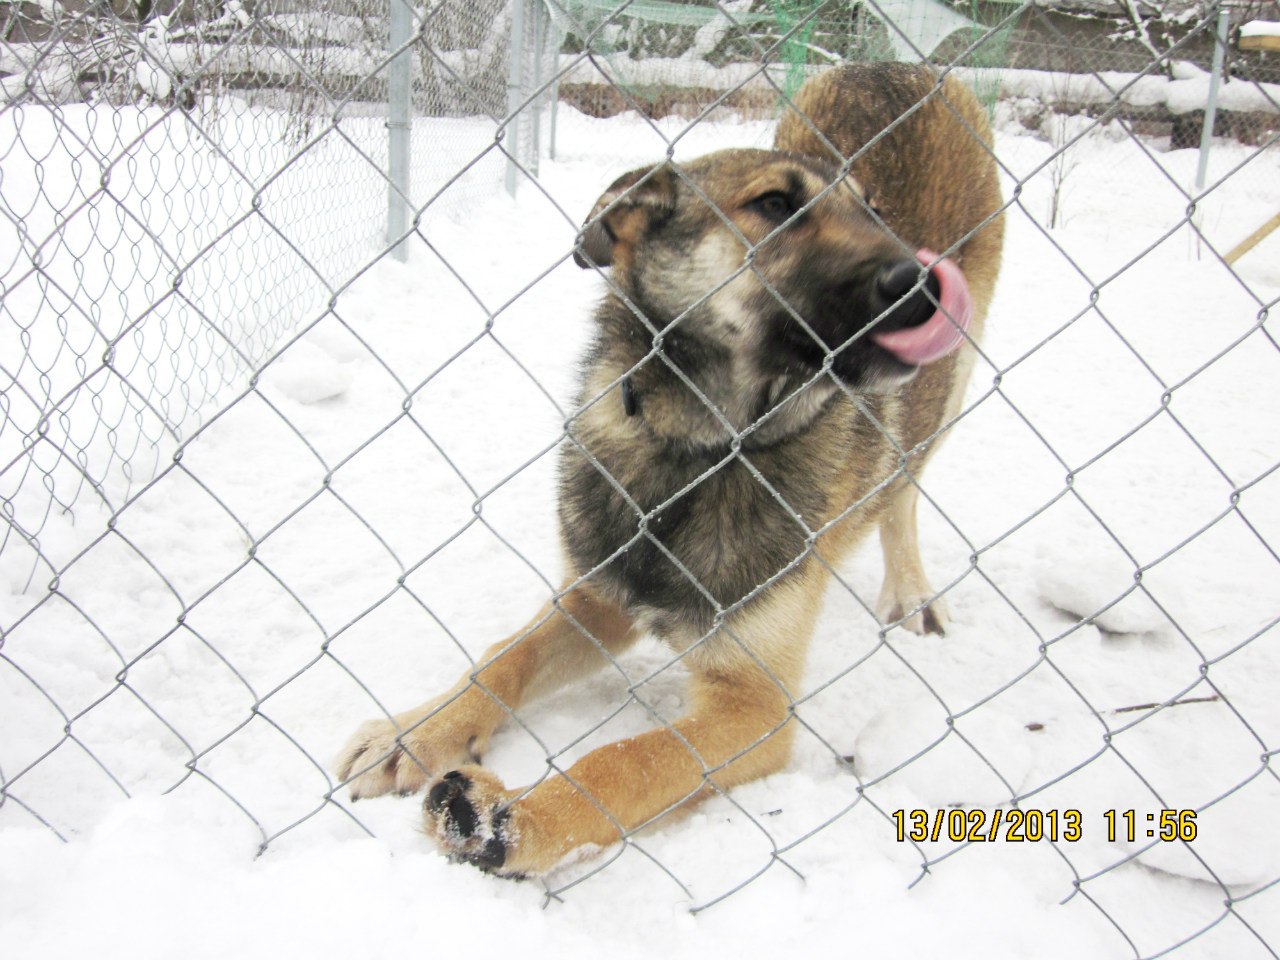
(890, 808), (1198, 843)
(1103, 808), (1198, 842)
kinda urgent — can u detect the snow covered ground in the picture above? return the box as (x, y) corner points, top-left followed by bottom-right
(2, 94), (1279, 959)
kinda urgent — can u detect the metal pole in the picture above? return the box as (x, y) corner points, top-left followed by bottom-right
(549, 68), (560, 162)
(1190, 4), (1229, 259)
(387, 0), (412, 262)
(505, 0), (528, 197)
(530, 0), (544, 177)
(1195, 5), (1230, 194)
(545, 2), (563, 161)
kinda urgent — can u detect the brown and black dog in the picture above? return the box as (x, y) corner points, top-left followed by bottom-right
(336, 62), (1004, 877)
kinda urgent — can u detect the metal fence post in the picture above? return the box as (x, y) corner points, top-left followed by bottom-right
(544, 1), (563, 162)
(387, 0), (413, 261)
(505, 0), (528, 196)
(1192, 3), (1230, 257)
(530, 0), (545, 173)
(548, 74), (560, 162)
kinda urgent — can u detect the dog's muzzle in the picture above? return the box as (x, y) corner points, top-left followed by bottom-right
(870, 249), (973, 366)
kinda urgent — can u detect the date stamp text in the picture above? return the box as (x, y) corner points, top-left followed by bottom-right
(891, 808), (1198, 844)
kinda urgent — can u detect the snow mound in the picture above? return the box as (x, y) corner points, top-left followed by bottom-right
(1035, 553), (1168, 635)
(259, 340), (353, 404)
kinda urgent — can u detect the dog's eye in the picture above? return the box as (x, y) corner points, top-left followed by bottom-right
(748, 191), (797, 222)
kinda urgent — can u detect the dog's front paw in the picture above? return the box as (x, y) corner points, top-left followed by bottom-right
(335, 716), (437, 800)
(424, 766), (521, 876)
(335, 690), (502, 801)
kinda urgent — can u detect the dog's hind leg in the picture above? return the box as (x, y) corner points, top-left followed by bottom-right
(335, 582), (639, 800)
(876, 483), (948, 635)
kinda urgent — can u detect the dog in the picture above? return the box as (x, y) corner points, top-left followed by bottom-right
(335, 62), (1004, 878)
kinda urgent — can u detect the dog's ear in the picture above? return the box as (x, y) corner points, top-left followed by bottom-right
(574, 163), (677, 269)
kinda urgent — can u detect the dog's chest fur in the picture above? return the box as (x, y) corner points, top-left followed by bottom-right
(557, 372), (897, 635)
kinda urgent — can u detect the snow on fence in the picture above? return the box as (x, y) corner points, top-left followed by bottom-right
(1, 2), (1279, 957)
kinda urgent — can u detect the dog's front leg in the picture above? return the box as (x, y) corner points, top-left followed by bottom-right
(335, 582), (638, 800)
(421, 654), (797, 877)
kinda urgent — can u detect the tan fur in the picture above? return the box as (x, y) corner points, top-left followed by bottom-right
(335, 64), (1004, 877)
(777, 64), (1004, 630)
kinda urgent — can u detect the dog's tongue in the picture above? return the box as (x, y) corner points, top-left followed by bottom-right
(870, 249), (973, 366)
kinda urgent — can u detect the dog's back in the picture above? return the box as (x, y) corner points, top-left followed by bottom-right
(775, 63), (1004, 329)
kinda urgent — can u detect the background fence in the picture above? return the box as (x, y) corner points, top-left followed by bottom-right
(2, 1), (1279, 956)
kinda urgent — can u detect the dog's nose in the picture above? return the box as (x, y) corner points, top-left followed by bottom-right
(874, 259), (942, 331)
(877, 259), (923, 301)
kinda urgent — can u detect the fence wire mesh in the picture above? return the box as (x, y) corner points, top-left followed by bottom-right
(2, 0), (1279, 955)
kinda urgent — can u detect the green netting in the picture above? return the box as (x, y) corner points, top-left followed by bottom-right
(956, 2), (1019, 114)
(771, 0), (826, 99)
(547, 0), (1018, 108)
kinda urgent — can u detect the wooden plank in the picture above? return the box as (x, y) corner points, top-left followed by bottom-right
(1224, 210), (1280, 265)
(1239, 34), (1280, 52)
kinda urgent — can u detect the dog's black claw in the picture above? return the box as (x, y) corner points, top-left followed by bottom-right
(447, 794), (479, 838)
(427, 772), (480, 838)
(922, 608), (946, 636)
(474, 835), (507, 871)
(469, 808), (511, 872)
(426, 772), (466, 810)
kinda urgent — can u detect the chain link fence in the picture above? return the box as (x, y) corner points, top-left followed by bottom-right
(2, 0), (1279, 955)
